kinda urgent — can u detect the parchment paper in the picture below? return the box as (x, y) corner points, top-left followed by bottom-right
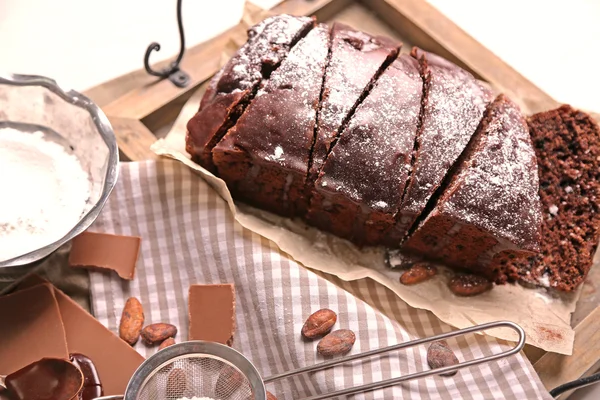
(150, 82), (584, 355)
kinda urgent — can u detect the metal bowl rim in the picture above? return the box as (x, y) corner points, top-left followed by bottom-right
(0, 72), (119, 268)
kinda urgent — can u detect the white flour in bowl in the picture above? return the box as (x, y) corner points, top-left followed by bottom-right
(0, 127), (91, 261)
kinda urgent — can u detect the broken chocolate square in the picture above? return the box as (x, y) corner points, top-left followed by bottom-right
(0, 284), (69, 375)
(68, 231), (141, 280)
(188, 284), (236, 346)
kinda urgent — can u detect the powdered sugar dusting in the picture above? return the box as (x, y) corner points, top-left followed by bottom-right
(401, 53), (493, 215)
(220, 25), (329, 175)
(215, 15), (313, 93)
(442, 96), (542, 249)
(310, 23), (398, 176)
(247, 25), (329, 170)
(317, 55), (422, 213)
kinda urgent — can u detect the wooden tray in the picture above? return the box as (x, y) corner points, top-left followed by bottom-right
(83, 0), (599, 396)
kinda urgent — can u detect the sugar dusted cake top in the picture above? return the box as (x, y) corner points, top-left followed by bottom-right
(438, 94), (542, 251)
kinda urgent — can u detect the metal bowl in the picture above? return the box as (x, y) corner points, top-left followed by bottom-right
(0, 73), (119, 268)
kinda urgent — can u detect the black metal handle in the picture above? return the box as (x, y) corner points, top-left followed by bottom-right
(550, 371), (600, 397)
(143, 0), (190, 87)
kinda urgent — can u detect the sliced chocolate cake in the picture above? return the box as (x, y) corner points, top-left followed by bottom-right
(185, 15), (314, 171)
(502, 106), (600, 291)
(395, 48), (494, 242)
(306, 55), (423, 246)
(306, 23), (400, 196)
(402, 95), (542, 280)
(212, 25), (330, 216)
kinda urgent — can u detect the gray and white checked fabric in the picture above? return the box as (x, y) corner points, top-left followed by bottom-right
(89, 160), (551, 399)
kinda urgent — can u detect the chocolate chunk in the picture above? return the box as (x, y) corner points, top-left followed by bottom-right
(69, 353), (103, 400)
(69, 231), (141, 280)
(188, 284), (236, 345)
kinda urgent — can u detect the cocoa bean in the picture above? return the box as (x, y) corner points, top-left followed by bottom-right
(448, 274), (493, 296)
(317, 329), (356, 356)
(302, 309), (337, 339)
(141, 323), (177, 345)
(400, 263), (437, 285)
(119, 297), (144, 346)
(427, 340), (459, 377)
(158, 337), (176, 350)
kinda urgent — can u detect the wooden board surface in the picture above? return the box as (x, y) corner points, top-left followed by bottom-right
(84, 0), (598, 396)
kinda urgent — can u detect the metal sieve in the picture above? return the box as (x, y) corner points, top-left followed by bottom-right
(94, 321), (525, 400)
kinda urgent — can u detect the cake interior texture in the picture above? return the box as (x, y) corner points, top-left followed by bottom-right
(500, 106), (600, 291)
(187, 15), (600, 292)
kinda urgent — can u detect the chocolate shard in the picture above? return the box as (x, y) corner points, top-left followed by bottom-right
(0, 284), (69, 375)
(70, 353), (103, 400)
(306, 55), (422, 246)
(68, 231), (141, 280)
(188, 284), (236, 346)
(212, 24), (330, 217)
(402, 95), (542, 281)
(186, 15), (315, 172)
(14, 276), (145, 396)
(395, 47), (494, 243)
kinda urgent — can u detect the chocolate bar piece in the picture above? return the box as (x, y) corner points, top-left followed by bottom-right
(15, 276), (145, 396)
(0, 284), (69, 375)
(188, 284), (236, 345)
(69, 231), (141, 280)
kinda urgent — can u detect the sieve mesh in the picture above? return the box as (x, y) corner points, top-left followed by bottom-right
(137, 354), (253, 400)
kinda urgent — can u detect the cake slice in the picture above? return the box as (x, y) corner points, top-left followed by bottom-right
(212, 25), (330, 216)
(306, 23), (400, 197)
(185, 15), (314, 171)
(402, 95), (542, 280)
(501, 106), (600, 291)
(306, 55), (423, 246)
(394, 48), (494, 242)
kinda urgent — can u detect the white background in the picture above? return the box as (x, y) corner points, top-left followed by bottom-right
(1, 0), (599, 113)
(1, 0), (599, 397)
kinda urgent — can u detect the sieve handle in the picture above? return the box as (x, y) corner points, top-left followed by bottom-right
(264, 320), (525, 400)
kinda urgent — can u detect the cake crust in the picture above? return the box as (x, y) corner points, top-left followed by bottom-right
(306, 23), (400, 196)
(402, 95), (542, 279)
(395, 48), (494, 242)
(307, 55), (423, 245)
(213, 25), (330, 216)
(185, 15), (314, 171)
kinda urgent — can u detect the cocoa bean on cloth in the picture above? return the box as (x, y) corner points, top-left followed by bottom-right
(88, 160), (551, 399)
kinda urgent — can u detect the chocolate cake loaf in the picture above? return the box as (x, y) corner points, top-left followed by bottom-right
(306, 55), (423, 246)
(394, 48), (494, 241)
(212, 25), (330, 216)
(306, 23), (400, 195)
(186, 15), (314, 171)
(187, 14), (600, 292)
(402, 95), (542, 281)
(500, 106), (600, 291)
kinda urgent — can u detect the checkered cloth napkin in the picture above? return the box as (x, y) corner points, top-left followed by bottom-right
(89, 160), (551, 399)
